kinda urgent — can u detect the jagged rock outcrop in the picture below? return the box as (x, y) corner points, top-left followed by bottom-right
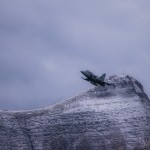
(0, 75), (150, 150)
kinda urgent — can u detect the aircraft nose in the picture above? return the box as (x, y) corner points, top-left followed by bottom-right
(80, 71), (84, 74)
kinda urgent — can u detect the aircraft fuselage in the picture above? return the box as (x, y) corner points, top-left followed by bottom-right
(81, 70), (112, 86)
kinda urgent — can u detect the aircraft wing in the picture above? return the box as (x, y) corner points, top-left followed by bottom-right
(81, 77), (90, 81)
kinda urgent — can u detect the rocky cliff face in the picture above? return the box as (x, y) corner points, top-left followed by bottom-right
(0, 75), (150, 150)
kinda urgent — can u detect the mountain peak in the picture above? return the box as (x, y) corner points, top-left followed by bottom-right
(50, 75), (149, 114)
(108, 75), (148, 98)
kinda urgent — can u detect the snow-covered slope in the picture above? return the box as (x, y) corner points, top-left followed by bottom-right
(0, 75), (150, 150)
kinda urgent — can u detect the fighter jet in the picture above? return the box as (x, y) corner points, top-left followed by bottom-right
(81, 70), (113, 86)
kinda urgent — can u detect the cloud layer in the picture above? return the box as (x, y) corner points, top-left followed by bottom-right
(0, 0), (150, 110)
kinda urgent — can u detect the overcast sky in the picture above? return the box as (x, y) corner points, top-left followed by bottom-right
(0, 0), (150, 110)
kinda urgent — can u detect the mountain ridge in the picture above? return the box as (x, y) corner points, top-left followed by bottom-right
(0, 75), (150, 150)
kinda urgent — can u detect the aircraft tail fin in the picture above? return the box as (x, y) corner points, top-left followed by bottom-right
(99, 73), (106, 81)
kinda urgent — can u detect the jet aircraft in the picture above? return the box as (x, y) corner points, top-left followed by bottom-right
(81, 70), (113, 86)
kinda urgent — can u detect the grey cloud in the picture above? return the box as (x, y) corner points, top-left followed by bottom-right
(0, 0), (150, 110)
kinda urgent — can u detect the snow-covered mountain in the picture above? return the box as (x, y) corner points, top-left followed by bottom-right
(0, 75), (150, 150)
